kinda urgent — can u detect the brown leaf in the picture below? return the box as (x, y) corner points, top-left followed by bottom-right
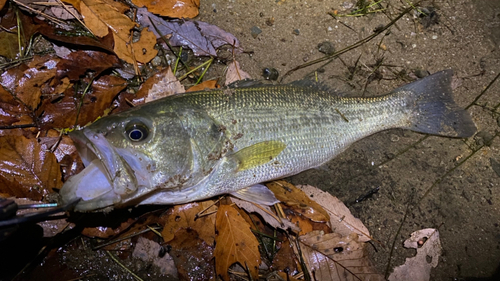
(132, 237), (178, 277)
(272, 239), (299, 274)
(160, 201), (217, 245)
(55, 50), (120, 81)
(0, 55), (59, 110)
(0, 86), (33, 127)
(39, 75), (126, 129)
(132, 28), (158, 63)
(168, 228), (215, 281)
(135, 67), (185, 104)
(187, 80), (219, 92)
(300, 230), (384, 281)
(299, 185), (372, 242)
(132, 0), (200, 19)
(0, 0), (6, 10)
(225, 61), (252, 85)
(0, 135), (62, 200)
(284, 209), (332, 236)
(81, 218), (136, 238)
(214, 204), (261, 281)
(0, 31), (19, 59)
(267, 180), (330, 223)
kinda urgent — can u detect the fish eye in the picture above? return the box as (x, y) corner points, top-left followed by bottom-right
(125, 122), (149, 142)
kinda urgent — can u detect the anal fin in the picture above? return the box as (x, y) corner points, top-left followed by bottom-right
(230, 184), (280, 206)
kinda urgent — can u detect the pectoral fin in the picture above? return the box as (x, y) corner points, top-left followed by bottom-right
(231, 140), (286, 171)
(231, 184), (280, 205)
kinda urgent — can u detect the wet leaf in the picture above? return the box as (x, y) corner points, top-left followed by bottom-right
(267, 180), (330, 223)
(132, 0), (199, 19)
(132, 236), (178, 277)
(0, 86), (33, 127)
(138, 8), (241, 57)
(0, 135), (62, 200)
(285, 209), (332, 236)
(214, 204), (261, 281)
(132, 27), (158, 63)
(272, 239), (299, 274)
(160, 201), (217, 245)
(187, 80), (219, 92)
(55, 50), (120, 81)
(38, 130), (83, 181)
(0, 55), (59, 110)
(299, 184), (372, 242)
(39, 75), (126, 129)
(300, 230), (384, 281)
(225, 60), (252, 85)
(168, 228), (215, 281)
(81, 218), (136, 238)
(135, 67), (185, 104)
(0, 31), (19, 59)
(388, 229), (442, 281)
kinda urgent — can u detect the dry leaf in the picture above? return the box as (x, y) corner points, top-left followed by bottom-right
(138, 8), (241, 57)
(168, 228), (215, 281)
(0, 55), (59, 110)
(300, 230), (384, 281)
(160, 201), (217, 245)
(214, 204), (261, 281)
(0, 135), (62, 200)
(132, 236), (178, 277)
(132, 0), (200, 19)
(12, 198), (71, 237)
(225, 61), (252, 85)
(0, 31), (19, 59)
(230, 197), (300, 233)
(187, 80), (219, 92)
(388, 228), (442, 281)
(132, 28), (158, 63)
(0, 0), (6, 10)
(267, 180), (330, 223)
(135, 67), (185, 103)
(299, 184), (372, 242)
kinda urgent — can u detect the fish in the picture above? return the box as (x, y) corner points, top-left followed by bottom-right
(59, 70), (476, 211)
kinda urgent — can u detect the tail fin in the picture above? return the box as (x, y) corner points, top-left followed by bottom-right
(396, 70), (476, 138)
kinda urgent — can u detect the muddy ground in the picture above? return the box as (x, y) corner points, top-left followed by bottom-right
(5, 0), (500, 280)
(196, 0), (500, 279)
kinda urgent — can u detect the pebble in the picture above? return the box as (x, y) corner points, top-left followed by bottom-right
(292, 29), (300, 35)
(250, 26), (262, 38)
(317, 41), (335, 56)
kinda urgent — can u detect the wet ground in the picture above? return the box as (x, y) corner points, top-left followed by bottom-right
(196, 0), (500, 279)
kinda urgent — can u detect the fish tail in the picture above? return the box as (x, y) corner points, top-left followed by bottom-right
(397, 70), (476, 138)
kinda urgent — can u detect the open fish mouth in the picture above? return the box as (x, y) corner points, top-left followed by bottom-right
(59, 129), (150, 211)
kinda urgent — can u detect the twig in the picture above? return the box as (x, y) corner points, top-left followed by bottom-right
(106, 251), (143, 281)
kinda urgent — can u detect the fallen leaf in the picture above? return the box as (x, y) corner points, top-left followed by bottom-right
(0, 86), (33, 127)
(300, 230), (384, 281)
(135, 67), (185, 104)
(132, 0), (200, 19)
(0, 135), (62, 200)
(0, 0), (6, 10)
(81, 218), (136, 238)
(272, 239), (299, 274)
(299, 184), (372, 242)
(0, 55), (59, 110)
(39, 75), (126, 129)
(55, 50), (120, 81)
(132, 236), (178, 277)
(267, 180), (330, 223)
(214, 204), (261, 281)
(138, 8), (241, 57)
(132, 27), (158, 63)
(187, 80), (219, 92)
(160, 201), (217, 245)
(0, 31), (19, 59)
(168, 228), (215, 281)
(230, 197), (300, 233)
(225, 61), (252, 85)
(388, 229), (442, 281)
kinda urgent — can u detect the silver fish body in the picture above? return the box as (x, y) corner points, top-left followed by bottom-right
(60, 70), (476, 211)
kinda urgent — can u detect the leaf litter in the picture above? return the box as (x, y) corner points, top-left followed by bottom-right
(0, 1), (455, 280)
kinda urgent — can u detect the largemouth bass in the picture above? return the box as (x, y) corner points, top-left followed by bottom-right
(60, 70), (476, 211)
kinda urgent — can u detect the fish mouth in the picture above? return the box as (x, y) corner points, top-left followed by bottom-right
(59, 129), (150, 211)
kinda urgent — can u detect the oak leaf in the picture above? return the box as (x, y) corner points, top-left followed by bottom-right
(0, 135), (62, 200)
(214, 204), (261, 281)
(132, 0), (200, 19)
(160, 201), (217, 245)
